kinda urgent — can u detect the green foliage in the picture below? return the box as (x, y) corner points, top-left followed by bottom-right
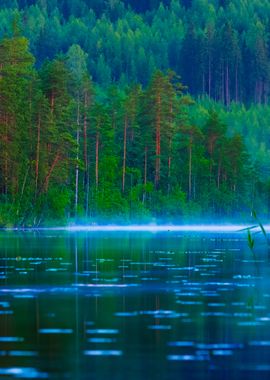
(95, 185), (129, 219)
(0, 20), (269, 225)
(0, 0), (269, 104)
(151, 187), (187, 218)
(46, 187), (71, 220)
(0, 201), (16, 227)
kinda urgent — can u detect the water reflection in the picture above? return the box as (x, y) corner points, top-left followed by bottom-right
(0, 230), (270, 379)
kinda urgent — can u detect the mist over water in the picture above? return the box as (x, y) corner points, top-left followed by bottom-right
(17, 223), (270, 233)
(0, 229), (270, 379)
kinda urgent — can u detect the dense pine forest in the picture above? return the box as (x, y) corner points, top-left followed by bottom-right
(0, 0), (270, 226)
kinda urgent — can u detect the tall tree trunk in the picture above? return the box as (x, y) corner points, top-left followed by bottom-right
(235, 61), (238, 102)
(143, 146), (148, 204)
(4, 115), (8, 197)
(35, 112), (41, 197)
(168, 102), (173, 194)
(122, 114), (128, 192)
(29, 84), (33, 152)
(95, 132), (99, 189)
(255, 80), (258, 103)
(233, 168), (237, 192)
(86, 149), (91, 217)
(209, 138), (214, 184)
(83, 91), (89, 217)
(50, 91), (55, 114)
(264, 81), (269, 105)
(43, 151), (61, 193)
(208, 55), (211, 97)
(75, 96), (80, 215)
(168, 152), (171, 194)
(17, 164), (30, 216)
(193, 173), (196, 200)
(226, 62), (230, 106)
(155, 94), (161, 187)
(217, 159), (221, 189)
(221, 61), (225, 104)
(188, 138), (192, 201)
(202, 71), (205, 94)
(263, 81), (268, 104)
(255, 80), (262, 104)
(259, 80), (263, 104)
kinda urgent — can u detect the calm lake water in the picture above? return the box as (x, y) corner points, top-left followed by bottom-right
(0, 229), (270, 379)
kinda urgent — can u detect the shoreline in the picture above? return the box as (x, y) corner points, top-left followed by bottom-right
(1, 224), (268, 233)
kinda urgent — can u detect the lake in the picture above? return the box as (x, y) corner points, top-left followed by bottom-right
(0, 228), (270, 379)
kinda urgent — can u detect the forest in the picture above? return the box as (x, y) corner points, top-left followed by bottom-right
(0, 0), (270, 226)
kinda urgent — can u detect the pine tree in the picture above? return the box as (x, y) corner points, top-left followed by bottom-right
(0, 34), (35, 204)
(39, 57), (75, 196)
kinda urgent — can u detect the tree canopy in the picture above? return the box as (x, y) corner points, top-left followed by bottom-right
(0, 1), (269, 225)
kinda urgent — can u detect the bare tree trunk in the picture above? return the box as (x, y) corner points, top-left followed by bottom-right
(17, 165), (30, 216)
(226, 62), (230, 106)
(202, 71), (205, 94)
(44, 151), (61, 192)
(217, 159), (221, 189)
(85, 150), (90, 217)
(122, 115), (128, 192)
(143, 146), (148, 204)
(50, 92), (55, 114)
(233, 168), (237, 192)
(193, 174), (196, 200)
(255, 80), (260, 103)
(75, 96), (80, 216)
(83, 91), (89, 217)
(209, 139), (214, 184)
(259, 80), (263, 104)
(4, 115), (8, 196)
(188, 138), (192, 201)
(263, 81), (268, 104)
(168, 137), (172, 194)
(29, 84), (33, 152)
(155, 94), (161, 187)
(35, 112), (41, 198)
(95, 132), (99, 189)
(235, 62), (238, 102)
(208, 55), (211, 97)
(168, 101), (173, 194)
(221, 61), (225, 104)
